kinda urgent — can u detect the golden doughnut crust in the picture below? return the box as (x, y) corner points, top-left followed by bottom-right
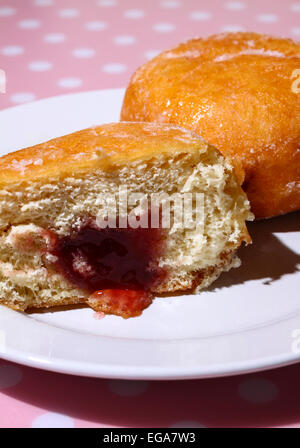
(121, 32), (300, 218)
(0, 121), (208, 186)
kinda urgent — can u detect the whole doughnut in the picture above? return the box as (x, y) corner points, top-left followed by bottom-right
(121, 32), (300, 219)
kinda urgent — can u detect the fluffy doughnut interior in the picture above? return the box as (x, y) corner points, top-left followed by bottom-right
(0, 146), (251, 315)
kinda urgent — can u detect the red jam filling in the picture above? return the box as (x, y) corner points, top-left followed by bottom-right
(51, 216), (166, 317)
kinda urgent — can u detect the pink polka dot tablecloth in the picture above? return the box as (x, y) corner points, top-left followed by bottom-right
(0, 0), (300, 428)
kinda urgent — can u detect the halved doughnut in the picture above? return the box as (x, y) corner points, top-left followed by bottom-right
(0, 122), (251, 317)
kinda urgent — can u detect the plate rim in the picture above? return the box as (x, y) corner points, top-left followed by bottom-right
(0, 87), (125, 114)
(1, 347), (300, 381)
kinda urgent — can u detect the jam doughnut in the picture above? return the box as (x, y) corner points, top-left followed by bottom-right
(121, 32), (300, 219)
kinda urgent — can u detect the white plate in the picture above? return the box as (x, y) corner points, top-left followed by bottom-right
(0, 88), (299, 380)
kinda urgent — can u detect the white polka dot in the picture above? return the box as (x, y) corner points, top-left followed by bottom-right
(161, 0), (181, 7)
(85, 21), (107, 31)
(291, 27), (300, 35)
(28, 61), (52, 71)
(10, 92), (36, 104)
(32, 412), (74, 428)
(108, 380), (149, 396)
(58, 78), (82, 88)
(257, 14), (278, 23)
(0, 365), (22, 388)
(102, 63), (127, 74)
(72, 48), (95, 58)
(170, 421), (206, 428)
(221, 24), (245, 32)
(153, 22), (175, 33)
(18, 19), (41, 29)
(97, 0), (116, 6)
(224, 1), (246, 10)
(44, 33), (66, 43)
(144, 49), (161, 60)
(238, 378), (278, 404)
(190, 11), (212, 21)
(0, 7), (16, 16)
(290, 3), (300, 12)
(35, 0), (53, 6)
(1, 45), (24, 56)
(124, 9), (144, 19)
(114, 35), (136, 45)
(59, 9), (79, 18)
